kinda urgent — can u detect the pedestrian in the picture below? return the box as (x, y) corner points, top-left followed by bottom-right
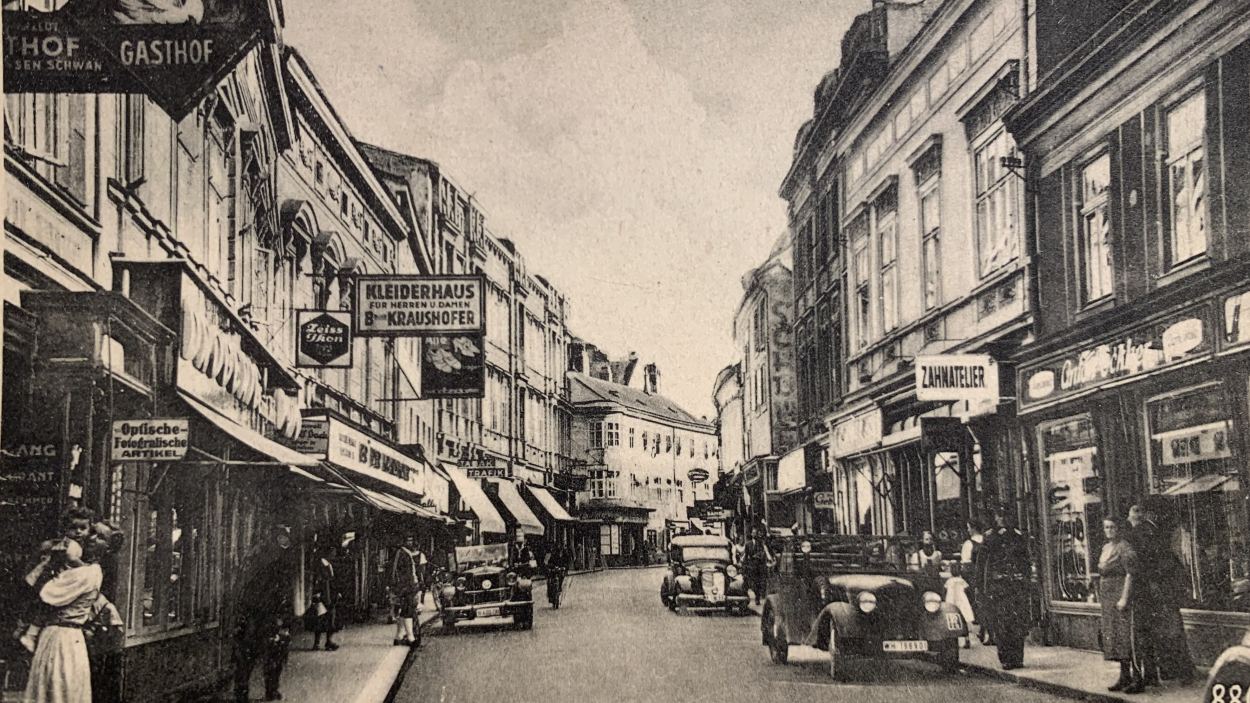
(306, 544), (341, 651)
(512, 537), (536, 577)
(1126, 501), (1195, 690)
(960, 521), (987, 645)
(909, 530), (942, 577)
(978, 509), (1031, 670)
(232, 524), (298, 703)
(24, 519), (123, 703)
(743, 532), (772, 605)
(388, 534), (426, 648)
(1098, 517), (1137, 692)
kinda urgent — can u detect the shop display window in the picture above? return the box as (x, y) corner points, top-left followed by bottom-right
(1146, 385), (1248, 611)
(1039, 414), (1103, 603)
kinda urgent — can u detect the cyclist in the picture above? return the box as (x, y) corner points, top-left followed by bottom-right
(544, 543), (573, 608)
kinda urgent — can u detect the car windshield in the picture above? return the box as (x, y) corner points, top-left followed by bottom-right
(681, 547), (730, 562)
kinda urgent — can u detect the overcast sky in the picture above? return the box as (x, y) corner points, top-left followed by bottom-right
(286, 0), (867, 418)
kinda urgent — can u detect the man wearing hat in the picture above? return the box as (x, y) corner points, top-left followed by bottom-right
(233, 524), (299, 703)
(977, 508), (1032, 669)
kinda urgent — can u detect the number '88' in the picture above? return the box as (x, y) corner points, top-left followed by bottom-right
(1211, 684), (1245, 703)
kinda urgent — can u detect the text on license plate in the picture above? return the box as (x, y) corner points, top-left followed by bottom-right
(477, 607), (500, 618)
(882, 640), (927, 652)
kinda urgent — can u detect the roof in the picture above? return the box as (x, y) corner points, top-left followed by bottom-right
(568, 372), (713, 431)
(671, 535), (731, 549)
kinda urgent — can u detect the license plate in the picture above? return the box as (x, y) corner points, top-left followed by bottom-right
(707, 591), (724, 603)
(477, 607), (500, 618)
(883, 640), (928, 652)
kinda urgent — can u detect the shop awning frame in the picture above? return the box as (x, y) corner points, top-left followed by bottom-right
(489, 479), (545, 536)
(445, 466), (507, 534)
(177, 389), (319, 467)
(527, 485), (576, 522)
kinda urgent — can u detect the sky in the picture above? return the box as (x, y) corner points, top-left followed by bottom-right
(286, 0), (868, 418)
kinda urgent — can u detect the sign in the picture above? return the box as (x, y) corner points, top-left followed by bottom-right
(687, 468), (710, 484)
(420, 333), (486, 399)
(296, 310), (352, 368)
(915, 354), (1000, 403)
(290, 417), (329, 455)
(463, 458), (509, 480)
(0, 436), (64, 585)
(1222, 288), (1250, 350)
(354, 275), (485, 337)
(829, 406), (883, 457)
(110, 419), (188, 461)
(1020, 312), (1212, 408)
(813, 491), (836, 510)
(3, 0), (272, 120)
(292, 415), (427, 497)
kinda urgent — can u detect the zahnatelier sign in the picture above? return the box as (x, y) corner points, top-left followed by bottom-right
(353, 275), (485, 337)
(110, 419), (189, 461)
(914, 354), (1000, 403)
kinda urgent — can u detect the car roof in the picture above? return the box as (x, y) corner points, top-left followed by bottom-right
(671, 535), (731, 548)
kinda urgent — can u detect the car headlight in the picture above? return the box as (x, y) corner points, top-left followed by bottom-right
(857, 591), (877, 613)
(506, 572), (518, 585)
(800, 540), (812, 554)
(726, 565), (738, 578)
(481, 578), (493, 590)
(923, 591), (942, 613)
(455, 577), (466, 591)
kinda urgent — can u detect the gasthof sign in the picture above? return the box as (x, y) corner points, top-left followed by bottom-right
(354, 275), (485, 337)
(111, 419), (189, 461)
(915, 354), (1000, 403)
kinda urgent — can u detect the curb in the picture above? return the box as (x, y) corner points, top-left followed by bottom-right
(960, 661), (1131, 703)
(381, 611), (439, 703)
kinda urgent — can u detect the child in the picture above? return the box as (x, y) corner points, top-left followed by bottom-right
(18, 507), (94, 653)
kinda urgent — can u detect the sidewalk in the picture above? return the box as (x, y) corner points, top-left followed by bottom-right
(745, 600), (1206, 702)
(225, 593), (438, 703)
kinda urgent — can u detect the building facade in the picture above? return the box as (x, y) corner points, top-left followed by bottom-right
(1005, 0), (1250, 665)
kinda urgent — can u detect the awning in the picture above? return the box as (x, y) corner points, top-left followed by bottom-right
(527, 485), (575, 522)
(777, 446), (806, 492)
(489, 479), (545, 536)
(178, 389), (319, 467)
(446, 466), (507, 534)
(1162, 474), (1238, 496)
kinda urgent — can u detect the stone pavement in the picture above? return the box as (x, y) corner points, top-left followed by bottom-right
(745, 599), (1207, 703)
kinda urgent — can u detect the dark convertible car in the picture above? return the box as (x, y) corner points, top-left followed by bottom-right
(761, 535), (966, 679)
(438, 543), (534, 631)
(660, 534), (750, 614)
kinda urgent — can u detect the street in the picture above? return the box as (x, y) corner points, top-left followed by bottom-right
(398, 567), (1073, 703)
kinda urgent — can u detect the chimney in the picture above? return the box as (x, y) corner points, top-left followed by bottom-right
(643, 363), (660, 395)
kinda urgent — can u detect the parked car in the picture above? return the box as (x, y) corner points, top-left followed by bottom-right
(660, 534), (750, 614)
(438, 543), (534, 631)
(1204, 625), (1250, 703)
(760, 535), (966, 680)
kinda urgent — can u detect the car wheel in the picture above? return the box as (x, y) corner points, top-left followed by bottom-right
(764, 608), (788, 665)
(828, 620), (848, 681)
(660, 580), (671, 609)
(937, 641), (959, 673)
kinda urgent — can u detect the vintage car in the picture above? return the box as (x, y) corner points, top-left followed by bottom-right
(438, 543), (534, 631)
(760, 535), (966, 679)
(659, 534), (750, 614)
(1204, 625), (1250, 703)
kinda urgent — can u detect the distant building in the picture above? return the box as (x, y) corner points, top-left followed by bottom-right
(568, 368), (717, 564)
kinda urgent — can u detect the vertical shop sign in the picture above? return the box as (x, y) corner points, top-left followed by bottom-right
(3, 0), (272, 120)
(419, 333), (485, 399)
(0, 436), (64, 589)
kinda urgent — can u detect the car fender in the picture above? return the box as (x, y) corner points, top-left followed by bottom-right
(921, 602), (967, 640)
(1205, 644), (1250, 703)
(808, 602), (862, 646)
(727, 576), (747, 594)
(674, 575), (693, 592)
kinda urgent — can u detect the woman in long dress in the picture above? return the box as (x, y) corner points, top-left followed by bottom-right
(1098, 517), (1136, 692)
(23, 561), (103, 703)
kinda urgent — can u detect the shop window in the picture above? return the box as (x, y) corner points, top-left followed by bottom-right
(131, 471), (219, 634)
(1146, 385), (1248, 610)
(1162, 90), (1207, 268)
(600, 524), (620, 556)
(1076, 152), (1114, 303)
(1039, 414), (1103, 603)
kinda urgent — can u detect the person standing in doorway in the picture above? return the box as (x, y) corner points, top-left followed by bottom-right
(1126, 501), (1195, 691)
(1098, 517), (1137, 692)
(978, 509), (1032, 670)
(232, 524), (298, 703)
(306, 544), (341, 651)
(388, 534), (425, 648)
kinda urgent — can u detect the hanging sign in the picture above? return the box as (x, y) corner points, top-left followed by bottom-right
(687, 468), (710, 484)
(813, 491), (836, 510)
(915, 354), (1000, 402)
(110, 419), (189, 461)
(3, 0), (273, 120)
(420, 333), (485, 399)
(296, 310), (352, 368)
(354, 275), (485, 337)
(462, 457), (508, 479)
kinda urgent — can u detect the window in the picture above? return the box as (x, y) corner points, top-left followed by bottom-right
(1039, 415), (1103, 603)
(1146, 385), (1247, 610)
(1077, 153), (1114, 303)
(676, 436), (682, 455)
(5, 93), (90, 205)
(606, 421), (620, 447)
(665, 435), (672, 454)
(752, 302), (767, 352)
(920, 178), (942, 310)
(130, 472), (218, 633)
(590, 420), (603, 449)
(1163, 91), (1207, 267)
(850, 215), (871, 349)
(703, 442), (709, 459)
(120, 95), (145, 186)
(974, 129), (1021, 277)
(877, 200), (898, 332)
(590, 469), (617, 500)
(628, 427), (635, 448)
(642, 431), (649, 451)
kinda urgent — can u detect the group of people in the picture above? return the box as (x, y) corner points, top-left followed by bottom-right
(16, 506), (125, 703)
(1097, 501), (1196, 694)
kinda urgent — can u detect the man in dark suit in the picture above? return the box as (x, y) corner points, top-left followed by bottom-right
(233, 524), (298, 703)
(978, 509), (1032, 670)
